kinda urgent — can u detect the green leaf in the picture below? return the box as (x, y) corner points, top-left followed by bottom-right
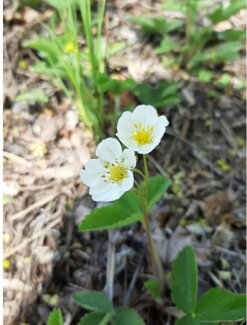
(163, 0), (211, 14)
(195, 288), (246, 322)
(207, 90), (220, 99)
(73, 291), (114, 313)
(171, 246), (198, 314)
(162, 0), (186, 13)
(209, 0), (245, 24)
(167, 19), (184, 32)
(155, 94), (182, 107)
(188, 26), (213, 52)
(77, 312), (110, 325)
(176, 315), (199, 325)
(217, 30), (246, 42)
(129, 16), (167, 34)
(212, 41), (243, 63)
(24, 38), (60, 61)
(133, 83), (153, 105)
(145, 175), (171, 211)
(43, 0), (78, 10)
(20, 0), (42, 8)
(176, 316), (211, 325)
(134, 81), (181, 108)
(186, 0), (199, 34)
(198, 70), (213, 83)
(144, 279), (163, 304)
(155, 81), (180, 99)
(15, 88), (49, 103)
(79, 190), (143, 232)
(144, 279), (161, 298)
(217, 73), (231, 88)
(47, 309), (63, 325)
(112, 307), (145, 325)
(156, 95), (181, 107)
(190, 41), (242, 66)
(97, 75), (136, 95)
(31, 62), (65, 78)
(108, 41), (126, 57)
(155, 37), (178, 54)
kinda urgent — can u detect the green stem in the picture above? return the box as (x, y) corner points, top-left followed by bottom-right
(114, 95), (120, 120)
(143, 154), (149, 180)
(142, 155), (164, 289)
(101, 312), (113, 325)
(134, 180), (141, 189)
(97, 0), (106, 74)
(133, 168), (145, 179)
(79, 0), (97, 84)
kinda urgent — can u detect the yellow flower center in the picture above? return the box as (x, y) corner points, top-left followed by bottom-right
(64, 42), (75, 53)
(132, 123), (154, 146)
(109, 164), (127, 183)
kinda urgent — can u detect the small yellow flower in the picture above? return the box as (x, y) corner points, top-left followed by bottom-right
(18, 60), (27, 69)
(64, 41), (75, 53)
(217, 159), (231, 172)
(3, 259), (10, 269)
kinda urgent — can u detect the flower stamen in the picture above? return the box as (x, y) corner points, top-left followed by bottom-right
(109, 164), (127, 183)
(132, 124), (154, 146)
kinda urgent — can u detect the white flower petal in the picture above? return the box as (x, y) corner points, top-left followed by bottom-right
(133, 143), (156, 154)
(84, 158), (105, 172)
(92, 183), (121, 202)
(133, 105), (158, 127)
(89, 180), (110, 196)
(89, 181), (105, 194)
(153, 115), (168, 138)
(116, 112), (138, 151)
(80, 159), (106, 187)
(89, 170), (134, 202)
(116, 135), (137, 152)
(121, 149), (136, 169)
(96, 138), (122, 162)
(116, 111), (136, 137)
(160, 115), (169, 128)
(119, 170), (134, 193)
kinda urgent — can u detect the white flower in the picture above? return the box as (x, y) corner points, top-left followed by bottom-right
(80, 138), (136, 202)
(116, 105), (169, 154)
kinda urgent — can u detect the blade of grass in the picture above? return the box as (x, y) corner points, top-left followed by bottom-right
(79, 0), (98, 84)
(96, 0), (106, 73)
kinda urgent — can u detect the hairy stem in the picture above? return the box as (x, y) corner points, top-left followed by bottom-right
(142, 155), (164, 289)
(106, 229), (115, 301)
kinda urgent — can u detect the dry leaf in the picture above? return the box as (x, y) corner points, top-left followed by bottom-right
(196, 191), (236, 227)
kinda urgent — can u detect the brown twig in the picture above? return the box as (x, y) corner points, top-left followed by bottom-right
(3, 151), (32, 167)
(166, 130), (223, 176)
(123, 249), (145, 307)
(10, 192), (60, 221)
(4, 217), (62, 258)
